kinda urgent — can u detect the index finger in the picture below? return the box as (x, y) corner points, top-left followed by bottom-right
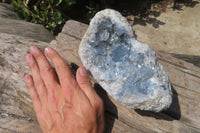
(44, 47), (78, 88)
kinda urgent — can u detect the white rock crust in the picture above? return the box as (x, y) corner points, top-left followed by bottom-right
(79, 9), (172, 112)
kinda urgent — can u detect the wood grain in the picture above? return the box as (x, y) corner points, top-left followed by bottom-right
(50, 20), (200, 133)
(1, 20), (200, 133)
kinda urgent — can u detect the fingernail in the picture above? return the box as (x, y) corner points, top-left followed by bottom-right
(24, 75), (30, 82)
(30, 46), (37, 53)
(26, 54), (32, 62)
(80, 67), (88, 76)
(45, 47), (51, 53)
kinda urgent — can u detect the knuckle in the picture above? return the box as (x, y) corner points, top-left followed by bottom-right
(34, 54), (48, 67)
(34, 51), (43, 60)
(79, 80), (88, 86)
(51, 51), (61, 60)
(36, 84), (46, 96)
(56, 62), (66, 70)
(39, 91), (46, 98)
(79, 79), (91, 86)
(40, 66), (54, 74)
(36, 81), (45, 89)
(29, 59), (36, 67)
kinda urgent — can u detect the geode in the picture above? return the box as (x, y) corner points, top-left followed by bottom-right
(79, 9), (172, 112)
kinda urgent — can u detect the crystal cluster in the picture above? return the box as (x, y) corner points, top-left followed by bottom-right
(79, 9), (172, 112)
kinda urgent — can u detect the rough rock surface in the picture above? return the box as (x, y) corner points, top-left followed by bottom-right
(79, 9), (172, 112)
(0, 3), (19, 19)
(0, 33), (47, 132)
(0, 3), (54, 43)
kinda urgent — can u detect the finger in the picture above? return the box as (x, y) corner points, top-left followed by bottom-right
(76, 67), (97, 103)
(44, 47), (77, 88)
(25, 54), (48, 105)
(24, 74), (41, 112)
(29, 46), (59, 89)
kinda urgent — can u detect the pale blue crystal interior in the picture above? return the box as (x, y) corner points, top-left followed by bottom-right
(79, 9), (172, 112)
(87, 18), (156, 97)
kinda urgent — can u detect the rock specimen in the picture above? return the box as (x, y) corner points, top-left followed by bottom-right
(79, 9), (173, 112)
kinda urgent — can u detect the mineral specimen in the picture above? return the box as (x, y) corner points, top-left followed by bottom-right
(79, 9), (172, 112)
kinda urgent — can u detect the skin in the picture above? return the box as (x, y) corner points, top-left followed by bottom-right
(24, 46), (105, 133)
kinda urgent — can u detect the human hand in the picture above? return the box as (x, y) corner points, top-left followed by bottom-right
(24, 46), (104, 133)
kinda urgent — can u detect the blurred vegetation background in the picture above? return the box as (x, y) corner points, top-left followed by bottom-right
(0, 0), (191, 35)
(8, 0), (102, 35)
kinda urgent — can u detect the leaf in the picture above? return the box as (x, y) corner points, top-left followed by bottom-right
(40, 11), (47, 22)
(55, 10), (62, 18)
(56, 0), (63, 6)
(65, 0), (76, 6)
(11, 0), (68, 34)
(22, 8), (31, 20)
(18, 0), (24, 6)
(40, 3), (47, 10)
(11, 0), (18, 9)
(22, 8), (30, 15)
(17, 11), (24, 19)
(48, 0), (54, 5)
(31, 18), (36, 23)
(34, 9), (40, 16)
(58, 20), (62, 24)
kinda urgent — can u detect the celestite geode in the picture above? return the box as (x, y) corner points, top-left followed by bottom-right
(79, 9), (172, 112)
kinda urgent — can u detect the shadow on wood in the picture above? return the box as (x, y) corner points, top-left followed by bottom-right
(135, 85), (181, 121)
(94, 84), (118, 133)
(170, 53), (200, 67)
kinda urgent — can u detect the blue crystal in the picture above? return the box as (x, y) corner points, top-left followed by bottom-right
(79, 9), (172, 112)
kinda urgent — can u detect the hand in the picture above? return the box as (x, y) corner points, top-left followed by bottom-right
(24, 46), (104, 133)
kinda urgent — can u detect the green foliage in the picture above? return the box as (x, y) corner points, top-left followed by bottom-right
(65, 0), (76, 6)
(86, 6), (97, 18)
(12, 0), (30, 21)
(85, 0), (99, 19)
(11, 0), (76, 35)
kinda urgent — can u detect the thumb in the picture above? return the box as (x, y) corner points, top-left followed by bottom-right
(76, 66), (96, 101)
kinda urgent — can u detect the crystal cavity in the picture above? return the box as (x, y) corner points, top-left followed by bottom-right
(79, 9), (172, 112)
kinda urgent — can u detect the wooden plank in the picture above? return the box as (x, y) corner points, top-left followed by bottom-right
(0, 33), (47, 133)
(0, 115), (42, 133)
(170, 53), (200, 67)
(1, 20), (200, 132)
(61, 20), (88, 40)
(52, 20), (200, 132)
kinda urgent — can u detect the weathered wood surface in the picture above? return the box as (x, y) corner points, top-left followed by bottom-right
(0, 20), (200, 133)
(51, 20), (200, 133)
(0, 3), (55, 43)
(0, 33), (47, 133)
